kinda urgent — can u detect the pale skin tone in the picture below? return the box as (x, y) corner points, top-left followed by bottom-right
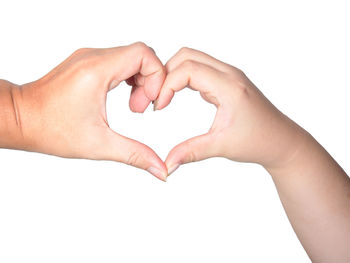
(1, 43), (349, 262)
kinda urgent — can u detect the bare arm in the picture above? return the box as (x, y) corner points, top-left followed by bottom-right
(268, 132), (350, 262)
(156, 47), (350, 262)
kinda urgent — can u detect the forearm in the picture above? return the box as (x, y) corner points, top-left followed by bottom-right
(266, 127), (350, 262)
(156, 47), (350, 259)
(0, 79), (24, 149)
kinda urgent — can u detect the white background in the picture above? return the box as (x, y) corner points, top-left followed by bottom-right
(0, 0), (349, 262)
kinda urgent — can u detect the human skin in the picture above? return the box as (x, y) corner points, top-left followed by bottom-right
(155, 48), (350, 262)
(0, 42), (168, 181)
(1, 44), (349, 261)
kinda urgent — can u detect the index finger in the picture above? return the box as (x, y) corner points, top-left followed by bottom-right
(102, 42), (166, 112)
(155, 60), (226, 110)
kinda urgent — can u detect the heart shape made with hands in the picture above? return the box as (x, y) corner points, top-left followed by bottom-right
(20, 43), (261, 183)
(116, 45), (226, 182)
(101, 43), (253, 182)
(108, 81), (214, 181)
(71, 43), (220, 182)
(116, 44), (281, 182)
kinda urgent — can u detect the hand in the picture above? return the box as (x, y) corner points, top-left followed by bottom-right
(155, 47), (305, 174)
(156, 48), (350, 261)
(10, 42), (168, 181)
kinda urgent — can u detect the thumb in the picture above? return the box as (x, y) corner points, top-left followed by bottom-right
(165, 133), (217, 176)
(97, 129), (167, 181)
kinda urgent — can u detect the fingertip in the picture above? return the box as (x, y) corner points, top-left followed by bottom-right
(129, 103), (147, 113)
(165, 156), (182, 178)
(129, 98), (148, 113)
(147, 166), (168, 182)
(129, 86), (151, 113)
(116, 135), (167, 181)
(154, 88), (174, 111)
(165, 146), (184, 171)
(145, 151), (168, 181)
(166, 163), (180, 177)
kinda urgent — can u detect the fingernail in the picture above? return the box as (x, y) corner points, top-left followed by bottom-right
(147, 167), (167, 182)
(167, 163), (180, 177)
(153, 100), (158, 111)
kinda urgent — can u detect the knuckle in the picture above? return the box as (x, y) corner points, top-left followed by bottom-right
(235, 67), (246, 77)
(73, 61), (100, 85)
(70, 50), (102, 81)
(178, 47), (192, 57)
(73, 47), (93, 57)
(228, 65), (246, 78)
(225, 67), (251, 99)
(234, 69), (250, 88)
(166, 47), (194, 72)
(182, 59), (198, 72)
(132, 41), (149, 52)
(234, 79), (250, 100)
(133, 41), (147, 47)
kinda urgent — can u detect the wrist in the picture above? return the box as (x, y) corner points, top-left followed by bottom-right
(261, 114), (313, 173)
(0, 79), (26, 149)
(263, 119), (316, 176)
